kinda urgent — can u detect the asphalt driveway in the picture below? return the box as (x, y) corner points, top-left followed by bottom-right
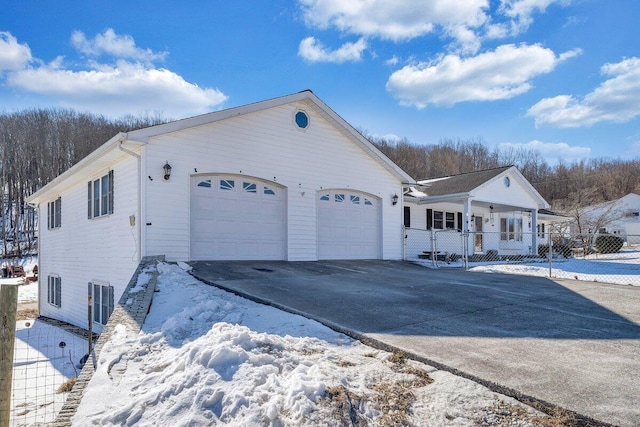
(189, 260), (640, 426)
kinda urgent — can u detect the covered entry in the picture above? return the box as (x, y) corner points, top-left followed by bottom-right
(190, 175), (285, 260)
(317, 190), (381, 259)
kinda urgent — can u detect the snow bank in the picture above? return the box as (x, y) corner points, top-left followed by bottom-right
(73, 262), (543, 426)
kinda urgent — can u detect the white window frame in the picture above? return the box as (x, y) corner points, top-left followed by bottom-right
(88, 170), (114, 219)
(47, 197), (61, 229)
(47, 275), (61, 308)
(500, 216), (523, 242)
(89, 282), (114, 325)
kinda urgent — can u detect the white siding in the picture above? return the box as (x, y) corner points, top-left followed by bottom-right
(143, 101), (403, 261)
(475, 174), (539, 210)
(38, 155), (140, 332)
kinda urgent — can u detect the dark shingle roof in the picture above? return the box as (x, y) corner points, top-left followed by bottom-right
(416, 166), (512, 197)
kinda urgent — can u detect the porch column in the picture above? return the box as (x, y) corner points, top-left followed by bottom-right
(531, 210), (538, 255)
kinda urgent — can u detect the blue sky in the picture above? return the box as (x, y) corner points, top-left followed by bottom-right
(1, 0), (639, 165)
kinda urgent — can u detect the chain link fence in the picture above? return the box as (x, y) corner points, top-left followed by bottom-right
(1, 284), (87, 427)
(404, 227), (640, 286)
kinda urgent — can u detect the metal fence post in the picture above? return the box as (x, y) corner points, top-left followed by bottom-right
(462, 231), (469, 270)
(0, 284), (18, 426)
(548, 231), (553, 278)
(430, 229), (437, 267)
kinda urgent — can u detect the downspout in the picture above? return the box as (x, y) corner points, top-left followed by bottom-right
(116, 135), (142, 263)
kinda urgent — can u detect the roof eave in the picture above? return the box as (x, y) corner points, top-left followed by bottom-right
(27, 133), (144, 204)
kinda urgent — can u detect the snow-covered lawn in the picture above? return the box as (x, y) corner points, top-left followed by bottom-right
(69, 262), (559, 426)
(10, 319), (87, 426)
(417, 248), (640, 287)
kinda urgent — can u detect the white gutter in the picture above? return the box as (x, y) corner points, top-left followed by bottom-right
(117, 136), (142, 263)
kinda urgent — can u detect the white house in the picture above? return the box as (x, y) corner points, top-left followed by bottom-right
(403, 166), (560, 260)
(571, 193), (640, 243)
(27, 90), (413, 331)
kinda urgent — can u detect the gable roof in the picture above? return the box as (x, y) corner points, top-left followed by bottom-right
(415, 166), (512, 196)
(406, 165), (550, 209)
(28, 90), (414, 204)
(126, 90), (414, 183)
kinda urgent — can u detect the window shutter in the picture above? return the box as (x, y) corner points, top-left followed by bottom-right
(55, 198), (61, 228)
(426, 209), (433, 230)
(403, 206), (411, 228)
(108, 286), (115, 317)
(88, 182), (92, 219)
(457, 212), (462, 231)
(47, 201), (52, 229)
(108, 170), (114, 214)
(55, 277), (61, 307)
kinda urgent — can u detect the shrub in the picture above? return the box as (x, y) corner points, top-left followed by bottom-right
(538, 243), (572, 258)
(595, 234), (624, 254)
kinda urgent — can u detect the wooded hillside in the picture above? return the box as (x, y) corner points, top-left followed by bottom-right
(1, 108), (638, 257)
(369, 135), (640, 207)
(0, 108), (166, 257)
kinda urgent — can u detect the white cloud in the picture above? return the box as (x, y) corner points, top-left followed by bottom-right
(0, 32), (32, 71)
(527, 57), (640, 127)
(298, 0), (488, 42)
(71, 28), (167, 63)
(498, 0), (571, 35)
(8, 60), (227, 118)
(386, 43), (580, 108)
(298, 37), (367, 63)
(499, 140), (591, 163)
(0, 30), (227, 118)
(385, 55), (399, 66)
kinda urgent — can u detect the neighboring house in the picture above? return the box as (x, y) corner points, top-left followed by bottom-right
(27, 90), (413, 331)
(569, 193), (640, 244)
(403, 166), (560, 259)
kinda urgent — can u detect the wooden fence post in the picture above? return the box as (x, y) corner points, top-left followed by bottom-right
(0, 284), (18, 426)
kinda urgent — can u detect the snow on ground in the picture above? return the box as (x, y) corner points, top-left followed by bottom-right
(11, 319), (87, 426)
(1, 255), (39, 302)
(416, 248), (640, 287)
(72, 262), (548, 426)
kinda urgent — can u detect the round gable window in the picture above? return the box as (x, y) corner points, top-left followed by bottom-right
(504, 176), (511, 187)
(294, 111), (309, 129)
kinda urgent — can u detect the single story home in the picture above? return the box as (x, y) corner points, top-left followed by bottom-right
(27, 90), (413, 331)
(568, 193), (640, 244)
(403, 166), (565, 260)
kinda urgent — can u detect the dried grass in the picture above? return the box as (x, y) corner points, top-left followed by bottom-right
(56, 377), (77, 393)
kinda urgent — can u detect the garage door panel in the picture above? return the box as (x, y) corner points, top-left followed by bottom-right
(191, 176), (285, 260)
(318, 191), (380, 260)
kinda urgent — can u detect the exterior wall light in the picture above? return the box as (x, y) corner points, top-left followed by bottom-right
(392, 194), (399, 206)
(163, 161), (172, 180)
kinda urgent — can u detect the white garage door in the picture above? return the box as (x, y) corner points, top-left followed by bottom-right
(190, 176), (285, 260)
(317, 191), (380, 260)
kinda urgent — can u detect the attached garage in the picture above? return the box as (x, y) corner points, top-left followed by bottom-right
(317, 190), (381, 260)
(190, 175), (286, 260)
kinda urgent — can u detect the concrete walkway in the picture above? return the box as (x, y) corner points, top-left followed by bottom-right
(190, 260), (640, 427)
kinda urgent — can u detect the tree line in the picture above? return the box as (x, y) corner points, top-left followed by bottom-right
(368, 134), (640, 207)
(0, 108), (166, 257)
(1, 107), (638, 257)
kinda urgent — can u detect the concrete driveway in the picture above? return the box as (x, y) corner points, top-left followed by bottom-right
(189, 260), (640, 427)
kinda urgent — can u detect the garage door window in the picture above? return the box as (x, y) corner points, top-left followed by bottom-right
(350, 195), (360, 204)
(320, 194), (330, 201)
(335, 194), (345, 202)
(197, 179), (212, 188)
(220, 179), (235, 191)
(264, 186), (276, 195)
(243, 182), (257, 193)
